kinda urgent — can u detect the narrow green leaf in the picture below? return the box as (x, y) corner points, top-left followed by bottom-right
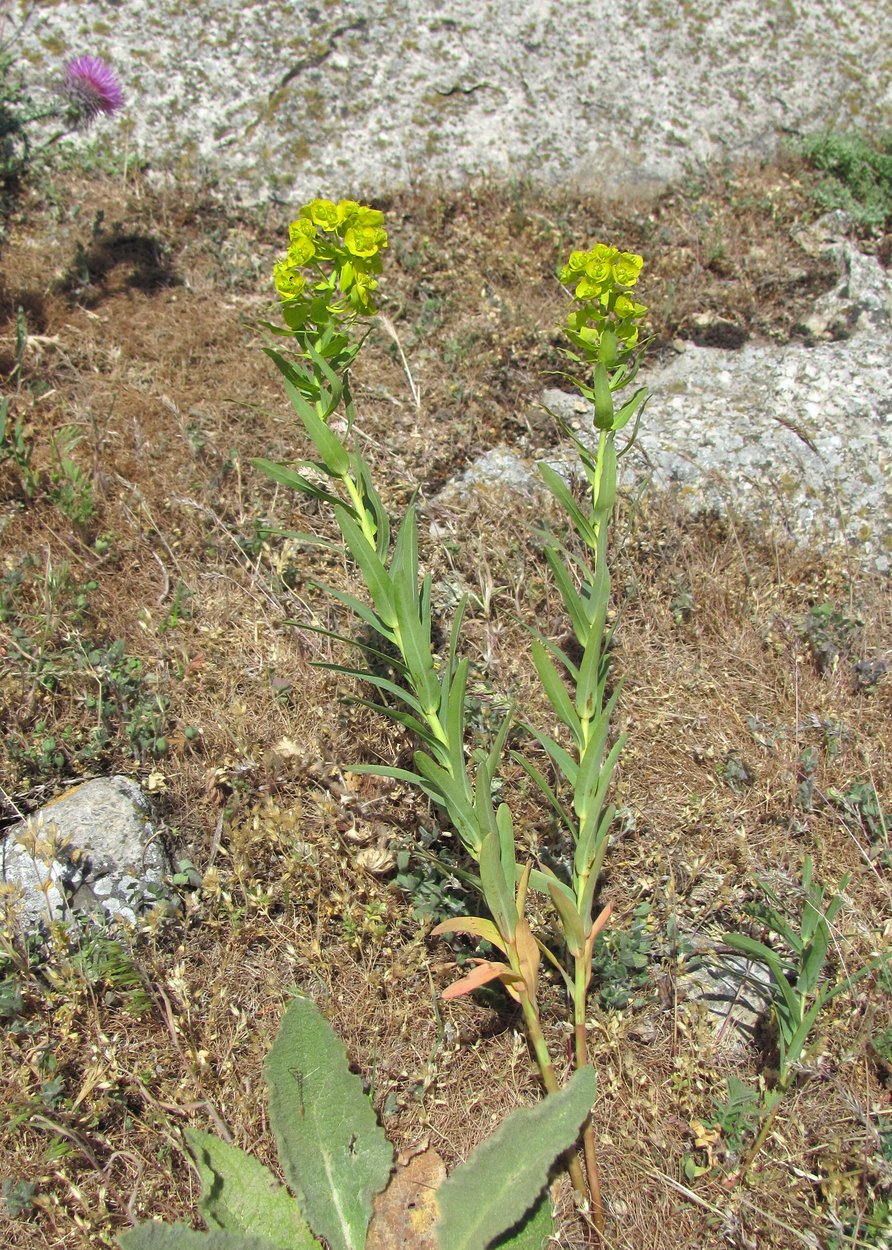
(524, 724), (579, 789)
(413, 751), (481, 852)
(298, 623), (405, 673)
(496, 804), (516, 880)
(392, 575), (440, 714)
(353, 456), (390, 557)
(251, 458), (346, 510)
(479, 830), (517, 937)
(575, 734), (625, 862)
(722, 934), (801, 1026)
(436, 1067), (596, 1250)
(334, 506), (396, 628)
(312, 664), (425, 718)
(348, 697), (442, 752)
(545, 878), (585, 957)
(796, 924), (829, 997)
(281, 376), (350, 477)
(346, 762), (447, 807)
(524, 625), (579, 682)
(544, 549), (588, 644)
(537, 463), (596, 547)
(612, 385), (648, 432)
(531, 641), (580, 745)
(186, 1130), (319, 1250)
(266, 998), (393, 1250)
(445, 658), (470, 779)
(510, 752), (574, 834)
(308, 580), (393, 639)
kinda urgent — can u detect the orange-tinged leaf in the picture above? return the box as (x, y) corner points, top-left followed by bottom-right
(588, 900), (613, 941)
(584, 900), (614, 963)
(431, 917), (508, 956)
(441, 960), (521, 1000)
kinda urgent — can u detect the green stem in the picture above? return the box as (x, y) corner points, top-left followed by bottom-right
(572, 953), (605, 1239)
(517, 991), (589, 1201)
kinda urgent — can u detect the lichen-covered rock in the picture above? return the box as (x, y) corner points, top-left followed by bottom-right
(16, 1), (892, 202)
(1, 777), (169, 931)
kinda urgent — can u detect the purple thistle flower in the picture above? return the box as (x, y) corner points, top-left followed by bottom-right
(61, 56), (125, 127)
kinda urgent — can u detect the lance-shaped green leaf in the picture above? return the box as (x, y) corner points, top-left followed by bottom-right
(537, 463), (596, 548)
(523, 723), (579, 790)
(592, 362), (614, 430)
(436, 1066), (596, 1250)
(538, 865), (586, 957)
(251, 458), (349, 510)
(478, 829), (518, 938)
(313, 663), (424, 717)
(575, 731), (625, 853)
(392, 575), (440, 715)
(544, 548), (588, 645)
(613, 385), (648, 431)
(510, 751), (574, 834)
(265, 997), (393, 1250)
(186, 1130), (319, 1250)
(721, 932), (801, 1030)
(349, 696), (442, 752)
(353, 456), (390, 557)
(592, 436), (617, 516)
(444, 657), (471, 779)
(413, 751), (481, 853)
(120, 1227), (278, 1250)
(334, 506), (397, 629)
(531, 640), (580, 746)
(307, 581), (392, 638)
(279, 373), (350, 478)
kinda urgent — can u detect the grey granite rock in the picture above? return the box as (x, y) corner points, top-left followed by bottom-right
(1, 776), (169, 930)
(14, 1), (892, 202)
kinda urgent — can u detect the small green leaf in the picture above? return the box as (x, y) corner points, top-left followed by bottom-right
(537, 463), (596, 547)
(479, 830), (517, 937)
(334, 506), (396, 628)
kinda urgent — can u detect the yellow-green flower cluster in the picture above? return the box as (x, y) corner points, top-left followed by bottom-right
(559, 243), (647, 359)
(273, 198), (388, 318)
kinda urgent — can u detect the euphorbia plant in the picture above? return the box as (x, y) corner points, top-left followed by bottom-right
(252, 200), (650, 1239)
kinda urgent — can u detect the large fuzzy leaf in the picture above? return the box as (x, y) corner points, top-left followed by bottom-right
(186, 1129), (319, 1249)
(120, 1226), (278, 1250)
(436, 1066), (596, 1250)
(265, 997), (393, 1250)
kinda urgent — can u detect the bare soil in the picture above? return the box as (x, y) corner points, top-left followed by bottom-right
(1, 157), (890, 1249)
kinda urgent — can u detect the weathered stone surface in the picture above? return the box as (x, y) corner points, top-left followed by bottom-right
(16, 1), (892, 202)
(678, 944), (774, 1052)
(1, 776), (169, 930)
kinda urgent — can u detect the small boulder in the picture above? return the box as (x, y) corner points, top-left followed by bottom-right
(1, 776), (169, 931)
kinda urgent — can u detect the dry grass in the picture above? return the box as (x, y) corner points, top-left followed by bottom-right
(0, 156), (890, 1249)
